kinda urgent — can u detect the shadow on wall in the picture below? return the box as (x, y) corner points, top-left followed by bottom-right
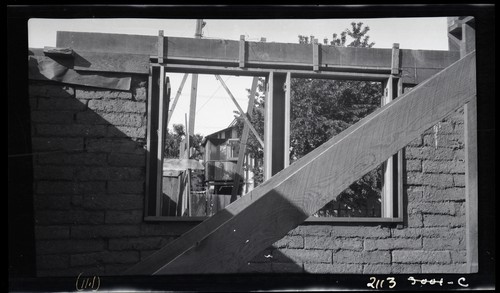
(28, 76), (199, 277)
(29, 75), (303, 276)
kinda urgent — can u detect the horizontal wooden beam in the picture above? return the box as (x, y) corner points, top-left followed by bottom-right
(125, 51), (476, 275)
(52, 31), (459, 83)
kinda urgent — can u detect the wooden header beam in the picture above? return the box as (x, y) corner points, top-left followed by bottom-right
(126, 51), (476, 275)
(52, 31), (460, 83)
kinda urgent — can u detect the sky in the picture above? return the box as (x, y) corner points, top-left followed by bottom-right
(28, 18), (450, 136)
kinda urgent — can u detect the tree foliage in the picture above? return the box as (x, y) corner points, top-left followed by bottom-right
(164, 124), (204, 160)
(235, 22), (383, 217)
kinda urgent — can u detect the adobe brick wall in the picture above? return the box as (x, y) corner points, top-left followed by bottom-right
(245, 109), (467, 274)
(29, 77), (201, 276)
(30, 75), (467, 276)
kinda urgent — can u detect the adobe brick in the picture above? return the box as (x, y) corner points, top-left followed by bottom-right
(78, 194), (143, 210)
(407, 202), (456, 215)
(407, 186), (423, 202)
(35, 226), (70, 240)
(31, 111), (75, 124)
(408, 213), (423, 228)
(33, 166), (75, 180)
(422, 173), (454, 188)
(450, 250), (467, 263)
(421, 264), (467, 273)
(105, 210), (144, 224)
(85, 138), (145, 154)
(109, 236), (170, 251)
(107, 181), (144, 194)
(140, 222), (196, 236)
(88, 99), (145, 113)
(34, 195), (72, 210)
(75, 167), (144, 181)
(274, 249), (331, 264)
(391, 227), (465, 240)
(75, 89), (132, 100)
(273, 235), (304, 249)
(304, 263), (363, 274)
(108, 153), (145, 167)
(32, 137), (83, 151)
(76, 111), (144, 127)
(36, 239), (106, 254)
(35, 210), (105, 225)
(29, 98), (38, 110)
(364, 238), (422, 251)
(406, 159), (422, 172)
(332, 250), (390, 264)
(36, 124), (107, 137)
(107, 126), (146, 138)
(37, 255), (69, 269)
(453, 174), (466, 187)
(133, 86), (147, 101)
(391, 264), (421, 274)
(29, 84), (74, 98)
(406, 136), (423, 147)
(70, 251), (139, 267)
(423, 134), (463, 149)
(422, 187), (465, 201)
(37, 153), (107, 166)
(329, 226), (391, 238)
(36, 181), (75, 194)
(423, 214), (465, 228)
(304, 236), (363, 251)
(363, 264), (392, 274)
(405, 147), (455, 161)
(288, 225), (331, 236)
(38, 98), (87, 111)
(422, 160), (465, 174)
(70, 225), (141, 239)
(392, 250), (451, 264)
(423, 238), (462, 250)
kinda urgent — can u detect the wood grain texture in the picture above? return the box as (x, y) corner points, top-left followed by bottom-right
(464, 97), (478, 273)
(54, 31), (459, 80)
(230, 77), (259, 202)
(167, 73), (189, 125)
(215, 75), (264, 147)
(126, 51), (476, 275)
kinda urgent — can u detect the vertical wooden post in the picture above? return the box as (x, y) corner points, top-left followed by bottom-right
(312, 38), (319, 71)
(188, 19), (203, 137)
(284, 72), (291, 168)
(155, 66), (169, 216)
(459, 18), (478, 274)
(239, 35), (246, 68)
(264, 71), (290, 180)
(381, 76), (394, 218)
(465, 97), (478, 273)
(158, 30), (164, 64)
(381, 43), (401, 218)
(167, 73), (189, 125)
(230, 77), (259, 202)
(145, 66), (157, 216)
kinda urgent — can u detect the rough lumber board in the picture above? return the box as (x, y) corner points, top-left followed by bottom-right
(29, 48), (149, 74)
(125, 51), (476, 275)
(465, 97), (478, 273)
(230, 77), (259, 202)
(55, 31), (459, 82)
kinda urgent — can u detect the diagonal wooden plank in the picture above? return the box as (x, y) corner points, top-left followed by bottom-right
(125, 51), (476, 275)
